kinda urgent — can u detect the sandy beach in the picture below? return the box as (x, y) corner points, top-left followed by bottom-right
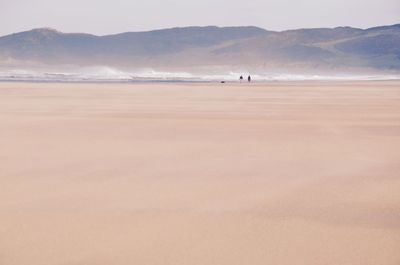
(0, 81), (399, 265)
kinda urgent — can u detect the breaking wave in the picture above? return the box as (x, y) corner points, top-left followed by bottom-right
(0, 66), (399, 82)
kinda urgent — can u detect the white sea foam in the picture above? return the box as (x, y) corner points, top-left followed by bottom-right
(0, 66), (399, 82)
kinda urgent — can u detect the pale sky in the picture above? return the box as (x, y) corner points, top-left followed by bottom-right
(0, 0), (399, 36)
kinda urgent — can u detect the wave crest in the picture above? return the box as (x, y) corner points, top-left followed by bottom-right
(0, 66), (399, 82)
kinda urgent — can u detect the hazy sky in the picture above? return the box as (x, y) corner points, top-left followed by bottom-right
(1, 0), (399, 36)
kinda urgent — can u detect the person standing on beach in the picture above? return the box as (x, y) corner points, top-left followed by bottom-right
(239, 75), (243, 83)
(248, 75), (251, 82)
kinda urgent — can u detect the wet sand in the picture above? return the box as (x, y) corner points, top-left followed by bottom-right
(0, 81), (400, 265)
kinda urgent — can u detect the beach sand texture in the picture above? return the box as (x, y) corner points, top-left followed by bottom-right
(0, 81), (400, 265)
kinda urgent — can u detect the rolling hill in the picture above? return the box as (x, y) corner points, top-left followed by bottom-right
(0, 24), (399, 72)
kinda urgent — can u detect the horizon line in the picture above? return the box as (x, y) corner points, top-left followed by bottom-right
(2, 22), (400, 37)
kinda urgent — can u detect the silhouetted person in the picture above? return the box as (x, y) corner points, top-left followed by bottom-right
(248, 75), (251, 82)
(239, 75), (243, 83)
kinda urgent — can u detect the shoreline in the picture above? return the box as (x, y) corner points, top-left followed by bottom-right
(1, 79), (400, 85)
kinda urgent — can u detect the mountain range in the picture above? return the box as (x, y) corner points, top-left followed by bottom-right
(0, 24), (399, 72)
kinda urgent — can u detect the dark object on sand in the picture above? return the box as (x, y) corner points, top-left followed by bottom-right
(248, 75), (251, 82)
(239, 75), (243, 82)
(221, 81), (226, 83)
